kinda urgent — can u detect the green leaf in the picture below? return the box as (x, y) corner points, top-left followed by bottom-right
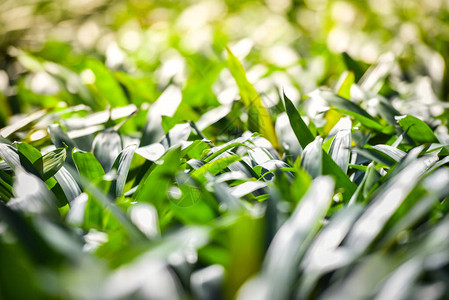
(53, 167), (81, 203)
(226, 47), (281, 152)
(352, 147), (397, 167)
(299, 205), (363, 298)
(346, 156), (433, 253)
(0, 200), (60, 264)
(283, 92), (315, 149)
(336, 71), (355, 99)
(33, 148), (67, 181)
(301, 137), (323, 179)
(329, 129), (351, 173)
(372, 145), (406, 162)
(83, 58), (129, 107)
(66, 165), (146, 242)
(283, 95), (356, 199)
(0, 143), (21, 170)
(192, 155), (242, 183)
(15, 142), (41, 164)
(72, 149), (105, 181)
(397, 115), (439, 144)
(0, 176), (14, 201)
(258, 176), (335, 300)
(161, 115), (179, 133)
(92, 129), (122, 173)
(48, 124), (77, 167)
(134, 147), (182, 211)
(9, 168), (59, 218)
(203, 142), (251, 163)
(316, 90), (393, 133)
(342, 52), (366, 81)
(110, 144), (137, 198)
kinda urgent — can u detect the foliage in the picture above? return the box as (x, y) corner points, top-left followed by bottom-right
(1, 0), (449, 299)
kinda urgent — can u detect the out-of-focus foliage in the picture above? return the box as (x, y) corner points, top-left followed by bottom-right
(2, 0), (449, 299)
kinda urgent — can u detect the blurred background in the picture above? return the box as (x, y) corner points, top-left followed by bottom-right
(1, 0), (448, 125)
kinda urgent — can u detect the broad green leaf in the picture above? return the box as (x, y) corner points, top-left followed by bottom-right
(33, 148), (67, 181)
(46, 177), (69, 207)
(72, 149), (105, 181)
(169, 173), (217, 224)
(226, 47), (281, 152)
(161, 115), (179, 133)
(322, 153), (356, 200)
(397, 115), (439, 144)
(15, 142), (41, 164)
(7, 143), (40, 176)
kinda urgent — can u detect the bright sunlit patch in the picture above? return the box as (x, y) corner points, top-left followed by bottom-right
(77, 21), (100, 48)
(228, 38), (254, 60)
(0, 70), (8, 92)
(80, 69), (96, 84)
(130, 203), (159, 238)
(331, 1), (358, 25)
(120, 28), (142, 51)
(327, 27), (351, 54)
(168, 186), (182, 200)
(156, 50), (186, 86)
(29, 71), (60, 95)
(265, 0), (291, 13)
(106, 42), (125, 69)
(29, 129), (47, 141)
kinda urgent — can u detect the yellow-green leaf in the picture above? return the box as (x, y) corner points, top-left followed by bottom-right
(226, 47), (281, 152)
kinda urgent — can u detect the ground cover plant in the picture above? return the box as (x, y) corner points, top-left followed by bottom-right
(1, 0), (449, 299)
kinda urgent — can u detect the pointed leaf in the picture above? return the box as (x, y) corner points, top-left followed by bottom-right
(226, 47), (281, 152)
(33, 148), (67, 181)
(397, 115), (439, 144)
